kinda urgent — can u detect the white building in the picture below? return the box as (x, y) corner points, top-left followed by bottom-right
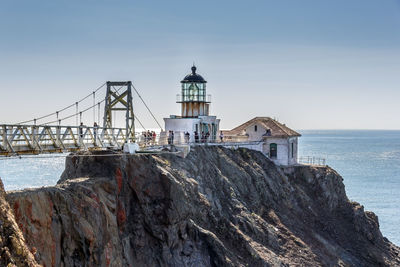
(163, 66), (220, 143)
(224, 117), (301, 165)
(161, 67), (300, 166)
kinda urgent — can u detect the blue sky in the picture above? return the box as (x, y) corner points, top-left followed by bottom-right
(1, 0), (400, 129)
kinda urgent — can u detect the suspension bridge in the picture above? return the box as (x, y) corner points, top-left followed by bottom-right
(0, 80), (326, 166)
(0, 81), (163, 156)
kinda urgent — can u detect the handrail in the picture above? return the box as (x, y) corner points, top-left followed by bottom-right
(176, 94), (211, 103)
(298, 156), (326, 166)
(0, 124), (141, 156)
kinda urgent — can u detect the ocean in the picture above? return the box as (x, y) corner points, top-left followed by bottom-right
(0, 130), (399, 245)
(299, 130), (400, 246)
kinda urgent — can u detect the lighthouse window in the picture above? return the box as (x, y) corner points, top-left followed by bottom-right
(181, 82), (206, 102)
(182, 83), (190, 101)
(199, 89), (204, 101)
(188, 83), (198, 101)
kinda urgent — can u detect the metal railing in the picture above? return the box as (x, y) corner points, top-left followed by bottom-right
(0, 124), (135, 156)
(136, 132), (218, 147)
(298, 156), (326, 166)
(1, 124), (318, 167)
(176, 94), (211, 103)
(136, 132), (264, 154)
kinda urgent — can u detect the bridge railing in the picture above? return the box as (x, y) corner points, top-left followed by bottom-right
(0, 124), (132, 155)
(1, 124), (258, 154)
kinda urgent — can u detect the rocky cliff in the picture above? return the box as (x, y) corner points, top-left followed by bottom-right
(0, 178), (39, 266)
(5, 147), (400, 266)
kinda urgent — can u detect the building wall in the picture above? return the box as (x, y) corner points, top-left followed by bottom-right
(232, 142), (264, 153)
(230, 137), (297, 166)
(164, 118), (200, 142)
(262, 137), (289, 165)
(244, 123), (267, 141)
(242, 123), (299, 165)
(261, 137), (299, 166)
(164, 117), (200, 132)
(288, 137), (298, 165)
(164, 116), (220, 142)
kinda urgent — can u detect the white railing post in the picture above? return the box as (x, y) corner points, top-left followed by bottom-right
(56, 126), (61, 148)
(1, 125), (5, 150)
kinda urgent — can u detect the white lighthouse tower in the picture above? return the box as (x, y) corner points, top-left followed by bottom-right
(163, 65), (220, 143)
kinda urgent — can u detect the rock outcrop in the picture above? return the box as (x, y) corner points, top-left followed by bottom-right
(0, 178), (39, 266)
(5, 147), (400, 266)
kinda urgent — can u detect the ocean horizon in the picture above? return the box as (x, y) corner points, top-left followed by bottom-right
(0, 129), (399, 245)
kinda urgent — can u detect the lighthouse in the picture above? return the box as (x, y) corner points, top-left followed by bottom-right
(179, 65), (209, 117)
(163, 65), (220, 143)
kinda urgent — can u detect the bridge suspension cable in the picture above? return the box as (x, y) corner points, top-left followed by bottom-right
(134, 114), (146, 131)
(16, 82), (107, 125)
(13, 81), (159, 133)
(132, 84), (164, 131)
(38, 83), (128, 126)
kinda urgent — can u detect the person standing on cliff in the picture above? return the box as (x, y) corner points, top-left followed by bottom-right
(79, 122), (84, 144)
(167, 130), (171, 145)
(185, 132), (190, 143)
(152, 131), (156, 145)
(147, 130), (151, 145)
(93, 122), (98, 145)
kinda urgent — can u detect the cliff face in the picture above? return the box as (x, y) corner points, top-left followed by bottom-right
(6, 147), (400, 266)
(0, 178), (39, 267)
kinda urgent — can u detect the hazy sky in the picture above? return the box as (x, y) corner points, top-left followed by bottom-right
(1, 0), (400, 130)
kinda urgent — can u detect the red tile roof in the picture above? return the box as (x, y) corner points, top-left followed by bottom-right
(226, 117), (301, 137)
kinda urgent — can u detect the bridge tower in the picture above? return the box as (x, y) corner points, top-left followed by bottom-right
(103, 81), (135, 142)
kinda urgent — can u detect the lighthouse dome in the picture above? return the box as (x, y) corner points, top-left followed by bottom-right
(181, 66), (207, 83)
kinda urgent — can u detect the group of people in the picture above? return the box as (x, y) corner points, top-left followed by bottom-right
(185, 130), (224, 144)
(77, 124), (226, 147)
(193, 131), (211, 143)
(143, 130), (157, 145)
(168, 130), (211, 145)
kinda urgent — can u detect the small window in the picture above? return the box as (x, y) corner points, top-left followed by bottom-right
(270, 143), (277, 158)
(254, 125), (258, 132)
(291, 142), (294, 158)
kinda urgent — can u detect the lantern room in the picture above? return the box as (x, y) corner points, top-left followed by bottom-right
(177, 66), (210, 117)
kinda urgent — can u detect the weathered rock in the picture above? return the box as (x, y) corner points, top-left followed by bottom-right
(6, 146), (400, 266)
(0, 177), (39, 267)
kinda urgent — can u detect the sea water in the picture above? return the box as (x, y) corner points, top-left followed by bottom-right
(299, 130), (400, 246)
(0, 154), (66, 190)
(0, 130), (399, 245)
